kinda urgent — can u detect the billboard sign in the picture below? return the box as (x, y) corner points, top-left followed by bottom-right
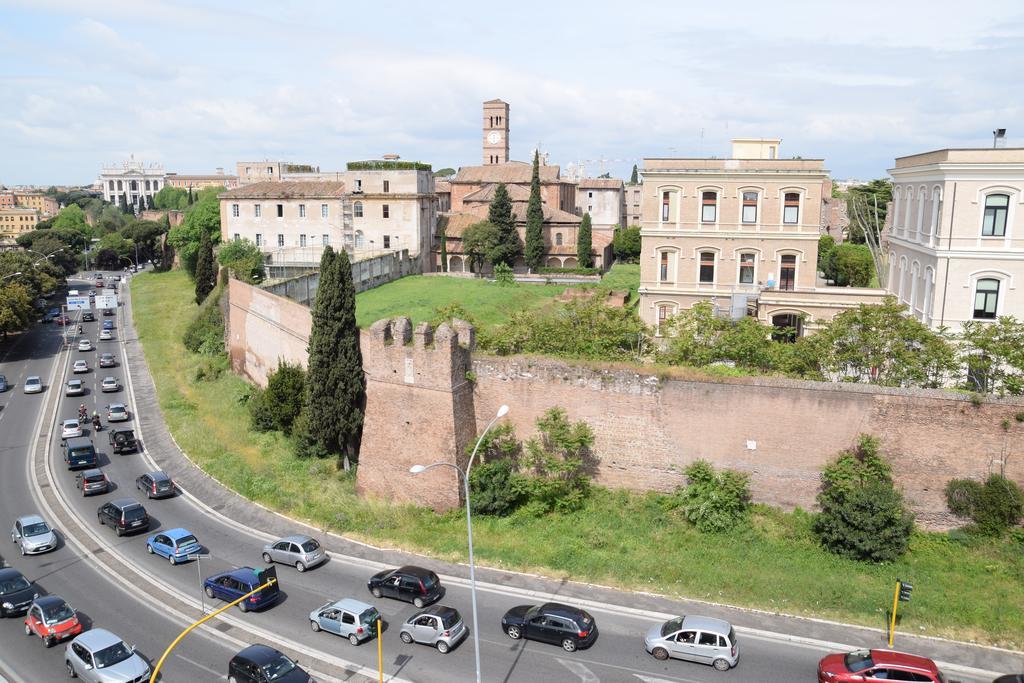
(94, 294), (118, 310)
(65, 296), (90, 310)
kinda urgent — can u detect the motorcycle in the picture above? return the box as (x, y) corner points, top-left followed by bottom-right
(91, 415), (102, 432)
(78, 409), (88, 424)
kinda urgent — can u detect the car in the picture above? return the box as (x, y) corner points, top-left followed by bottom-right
(367, 565), (442, 608)
(99, 352), (116, 368)
(64, 437), (97, 470)
(108, 428), (137, 454)
(994, 676), (1024, 683)
(111, 275), (121, 282)
(102, 319), (114, 330)
(309, 598), (380, 646)
(262, 535), (327, 573)
(102, 308), (114, 317)
(146, 528), (201, 565)
(0, 374), (7, 392)
(77, 339), (92, 352)
(101, 376), (120, 392)
(95, 280), (103, 288)
(72, 360), (90, 374)
(398, 604), (467, 654)
(99, 329), (113, 341)
(61, 419), (83, 439)
(136, 471), (174, 498)
(24, 595), (83, 647)
(106, 403), (129, 422)
(203, 566), (279, 612)
(94, 273), (103, 280)
(65, 628), (150, 682)
(501, 602), (598, 653)
(55, 315), (70, 326)
(74, 469), (110, 496)
(817, 649), (949, 683)
(0, 568), (37, 617)
(644, 615), (738, 670)
(23, 376), (43, 394)
(228, 643), (312, 683)
(65, 379), (85, 396)
(10, 515), (57, 556)
(82, 311), (95, 322)
(96, 499), (149, 536)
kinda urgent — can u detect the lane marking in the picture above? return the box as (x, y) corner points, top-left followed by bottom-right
(176, 654), (226, 679)
(556, 658), (601, 682)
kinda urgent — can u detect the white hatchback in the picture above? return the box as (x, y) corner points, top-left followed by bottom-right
(99, 330), (113, 341)
(23, 376), (43, 394)
(72, 360), (89, 374)
(77, 339), (92, 352)
(61, 419), (83, 439)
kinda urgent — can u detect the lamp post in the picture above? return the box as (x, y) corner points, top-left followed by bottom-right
(410, 404), (509, 683)
(1, 271), (23, 281)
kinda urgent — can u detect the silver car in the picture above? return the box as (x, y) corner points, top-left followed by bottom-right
(399, 604), (467, 654)
(309, 597), (380, 645)
(106, 404), (129, 422)
(262, 535), (327, 572)
(644, 615), (738, 671)
(24, 376), (43, 394)
(65, 628), (150, 682)
(11, 515), (57, 556)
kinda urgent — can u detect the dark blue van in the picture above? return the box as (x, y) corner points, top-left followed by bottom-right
(64, 437), (97, 470)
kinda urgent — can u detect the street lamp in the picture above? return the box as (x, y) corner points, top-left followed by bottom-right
(1, 271), (23, 281)
(410, 403), (509, 683)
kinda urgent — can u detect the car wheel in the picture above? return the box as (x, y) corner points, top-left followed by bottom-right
(66, 661), (76, 678)
(146, 544), (154, 554)
(310, 620), (320, 632)
(20, 545), (25, 556)
(561, 638), (577, 653)
(45, 635), (55, 648)
(506, 625), (522, 640)
(349, 634), (359, 646)
(651, 647), (669, 661)
(371, 587), (382, 598)
(115, 527), (123, 537)
(24, 623), (32, 636)
(204, 586), (214, 599)
(713, 658), (731, 671)
(400, 631), (413, 644)
(413, 597), (425, 608)
(238, 600), (249, 613)
(436, 640), (450, 654)
(169, 554), (176, 565)
(295, 561), (305, 573)
(262, 552), (272, 564)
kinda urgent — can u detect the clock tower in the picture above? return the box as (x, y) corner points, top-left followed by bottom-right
(482, 99), (509, 165)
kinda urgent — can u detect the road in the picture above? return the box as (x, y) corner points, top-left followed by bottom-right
(0, 271), (1009, 683)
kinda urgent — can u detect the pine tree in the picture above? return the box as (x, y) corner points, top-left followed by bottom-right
(487, 182), (520, 267)
(193, 230), (216, 304)
(524, 151), (545, 272)
(630, 164), (639, 185)
(577, 212), (593, 269)
(438, 221), (448, 272)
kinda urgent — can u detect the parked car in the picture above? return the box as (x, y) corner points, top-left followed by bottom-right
(61, 419), (83, 439)
(24, 595), (82, 647)
(817, 649), (949, 683)
(65, 379), (85, 396)
(63, 437), (97, 470)
(96, 499), (149, 537)
(309, 598), (380, 645)
(10, 515), (57, 555)
(99, 330), (113, 341)
(0, 374), (7, 392)
(203, 566), (279, 612)
(0, 568), (37, 617)
(82, 311), (94, 322)
(23, 376), (43, 394)
(65, 628), (151, 682)
(108, 428), (137, 454)
(136, 471), (174, 499)
(102, 319), (114, 330)
(644, 615), (738, 670)
(106, 403), (129, 422)
(77, 339), (92, 352)
(228, 644), (312, 683)
(501, 602), (598, 653)
(100, 376), (120, 393)
(146, 528), (201, 565)
(74, 469), (110, 496)
(399, 604), (467, 654)
(367, 566), (442, 608)
(262, 535), (327, 573)
(98, 352), (116, 368)
(72, 360), (90, 374)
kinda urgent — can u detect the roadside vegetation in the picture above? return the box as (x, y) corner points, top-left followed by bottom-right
(132, 270), (1024, 647)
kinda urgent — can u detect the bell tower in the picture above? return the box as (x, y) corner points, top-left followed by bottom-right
(482, 99), (510, 165)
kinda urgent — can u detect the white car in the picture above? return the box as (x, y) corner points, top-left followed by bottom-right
(99, 330), (113, 341)
(11, 515), (57, 555)
(23, 376), (43, 394)
(77, 339), (92, 352)
(61, 419), (83, 439)
(72, 360), (89, 374)
(106, 404), (129, 422)
(100, 377), (120, 393)
(65, 379), (85, 396)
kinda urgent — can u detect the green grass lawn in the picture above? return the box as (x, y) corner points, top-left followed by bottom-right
(132, 270), (1024, 648)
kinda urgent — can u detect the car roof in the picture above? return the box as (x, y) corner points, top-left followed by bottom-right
(103, 376), (117, 382)
(217, 566), (259, 583)
(397, 565), (436, 577)
(0, 567), (26, 581)
(680, 615), (733, 634)
(145, 471), (170, 481)
(329, 597), (375, 613)
(235, 644), (283, 665)
(33, 595), (67, 609)
(17, 514), (46, 526)
(67, 378), (82, 384)
(164, 528), (195, 540)
(63, 418), (80, 424)
(538, 602), (587, 618)
(278, 535), (313, 544)
(109, 403), (126, 409)
(110, 498), (142, 509)
(66, 436), (92, 447)
(100, 352), (114, 357)
(419, 604), (458, 619)
(26, 376), (40, 382)
(869, 649), (940, 672)
(81, 469), (103, 477)
(74, 628), (121, 651)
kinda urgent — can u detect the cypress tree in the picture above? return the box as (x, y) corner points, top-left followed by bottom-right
(487, 182), (520, 267)
(577, 212), (593, 269)
(119, 193), (129, 213)
(193, 230), (216, 304)
(524, 151), (545, 272)
(630, 164), (639, 185)
(333, 249), (364, 467)
(438, 221), (448, 272)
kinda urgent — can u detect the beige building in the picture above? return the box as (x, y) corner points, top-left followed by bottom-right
(0, 207), (40, 240)
(235, 161), (323, 185)
(639, 139), (885, 336)
(99, 157), (164, 207)
(575, 178), (624, 232)
(886, 147), (1024, 332)
(164, 171), (238, 191)
(13, 193), (59, 216)
(623, 183), (642, 227)
(344, 162), (436, 260)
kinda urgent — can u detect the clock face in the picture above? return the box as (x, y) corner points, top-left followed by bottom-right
(487, 131), (502, 145)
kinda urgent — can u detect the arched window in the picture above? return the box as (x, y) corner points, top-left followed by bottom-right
(701, 191), (718, 223)
(973, 279), (1000, 319)
(658, 250), (675, 282)
(910, 261), (920, 312)
(898, 256), (907, 300)
(698, 251), (715, 283)
(738, 252), (756, 284)
(660, 190), (680, 223)
(108, 180), (114, 191)
(656, 303), (677, 334)
(779, 254), (797, 290)
(555, 233), (563, 246)
(903, 187), (913, 231)
(783, 192), (800, 224)
(353, 201), (363, 218)
(741, 191), (758, 223)
(982, 194), (1009, 237)
(931, 187), (943, 238)
(916, 186), (926, 234)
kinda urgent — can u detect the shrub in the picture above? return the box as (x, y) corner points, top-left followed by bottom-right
(493, 262), (515, 286)
(182, 286), (224, 355)
(522, 408), (596, 514)
(537, 267), (601, 276)
(291, 409), (330, 459)
(675, 460), (752, 533)
(944, 478), (983, 518)
(975, 475), (1024, 536)
(469, 459), (528, 516)
(258, 360), (306, 434)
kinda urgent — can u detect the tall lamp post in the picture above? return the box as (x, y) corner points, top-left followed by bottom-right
(410, 403), (509, 683)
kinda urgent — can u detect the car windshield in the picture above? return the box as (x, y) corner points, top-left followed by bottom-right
(84, 474), (104, 483)
(661, 617), (684, 637)
(124, 508), (146, 521)
(0, 576), (30, 593)
(421, 572), (438, 590)
(42, 602), (75, 625)
(23, 522), (50, 537)
(26, 379), (40, 386)
(301, 539), (320, 553)
(360, 608), (380, 625)
(112, 406), (125, 413)
(94, 642), (133, 668)
(176, 535), (198, 546)
(844, 650), (875, 672)
(261, 655), (297, 680)
(439, 610), (460, 629)
(64, 420), (78, 428)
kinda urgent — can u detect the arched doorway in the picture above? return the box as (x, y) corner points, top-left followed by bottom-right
(546, 257), (562, 268)
(449, 255), (464, 272)
(771, 313), (802, 342)
(563, 257), (578, 268)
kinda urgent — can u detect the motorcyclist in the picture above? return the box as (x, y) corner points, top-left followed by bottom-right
(91, 411), (101, 430)
(78, 404), (87, 421)
(78, 324), (83, 334)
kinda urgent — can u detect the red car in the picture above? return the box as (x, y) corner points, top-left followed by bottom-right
(818, 649), (949, 682)
(95, 280), (104, 288)
(55, 315), (70, 326)
(23, 595), (83, 647)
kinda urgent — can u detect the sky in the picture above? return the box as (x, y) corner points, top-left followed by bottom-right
(1, 0), (1023, 186)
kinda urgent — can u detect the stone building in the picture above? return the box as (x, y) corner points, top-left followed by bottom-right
(0, 207), (40, 240)
(98, 156), (164, 207)
(575, 177), (624, 232)
(482, 99), (510, 165)
(343, 161), (436, 261)
(886, 147), (1024, 332)
(164, 170), (238, 191)
(622, 182), (642, 227)
(10, 193), (59, 216)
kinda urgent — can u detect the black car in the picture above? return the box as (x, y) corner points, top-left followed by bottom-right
(108, 428), (137, 454)
(82, 311), (94, 322)
(0, 568), (37, 617)
(97, 499), (149, 536)
(501, 602), (598, 653)
(102, 308), (114, 316)
(993, 677), (1024, 683)
(228, 644), (312, 683)
(367, 565), (442, 608)
(136, 471), (175, 499)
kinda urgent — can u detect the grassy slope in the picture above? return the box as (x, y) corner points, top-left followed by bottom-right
(131, 270), (1024, 648)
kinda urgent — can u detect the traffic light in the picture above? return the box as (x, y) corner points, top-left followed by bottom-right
(254, 564), (278, 589)
(898, 581), (913, 602)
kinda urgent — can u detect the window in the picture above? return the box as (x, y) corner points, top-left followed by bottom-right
(555, 233), (563, 246)
(698, 632), (718, 646)
(588, 205), (593, 212)
(255, 234), (262, 247)
(779, 254), (797, 290)
(117, 180), (122, 191)
(298, 234), (305, 247)
(383, 180), (390, 193)
(659, 251), (669, 282)
(355, 231), (364, 249)
(299, 204), (306, 218)
(277, 234), (284, 247)
(231, 204), (239, 218)
(383, 235), (390, 249)
(274, 204), (282, 218)
(661, 191), (671, 222)
(354, 201), (363, 218)
(783, 193), (800, 224)
(355, 179), (362, 192)
(254, 204), (261, 218)
(108, 180), (114, 190)
(741, 192), (758, 223)
(317, 204), (327, 218)
(982, 194), (1009, 237)
(322, 234), (329, 246)
(739, 252), (755, 284)
(974, 279), (1000, 319)
(382, 204), (390, 218)
(657, 304), (673, 332)
(130, 180), (137, 191)
(266, 166), (273, 175)
(233, 233), (239, 241)
(701, 191), (717, 223)
(699, 252), (715, 283)
(145, 180), (151, 191)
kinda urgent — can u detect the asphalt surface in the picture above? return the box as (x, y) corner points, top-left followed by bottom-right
(0, 270), (1016, 683)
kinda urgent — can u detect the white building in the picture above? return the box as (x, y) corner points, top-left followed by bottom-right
(886, 147), (1024, 333)
(343, 163), (435, 261)
(98, 156), (165, 207)
(575, 178), (624, 232)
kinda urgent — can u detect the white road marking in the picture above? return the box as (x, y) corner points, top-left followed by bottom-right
(633, 675), (701, 683)
(557, 658), (601, 683)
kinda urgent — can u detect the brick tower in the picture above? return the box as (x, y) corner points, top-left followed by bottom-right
(482, 99), (510, 165)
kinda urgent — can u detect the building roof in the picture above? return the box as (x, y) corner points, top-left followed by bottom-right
(434, 180), (451, 193)
(483, 98), (508, 105)
(462, 183), (531, 203)
(453, 162), (560, 184)
(575, 178), (623, 190)
(219, 181), (346, 200)
(441, 202), (582, 238)
(892, 147), (1024, 169)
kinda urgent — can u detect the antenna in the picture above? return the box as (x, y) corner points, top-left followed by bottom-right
(993, 128), (1007, 148)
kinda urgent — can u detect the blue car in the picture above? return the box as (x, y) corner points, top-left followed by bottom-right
(203, 566), (279, 612)
(102, 320), (114, 330)
(146, 528), (201, 565)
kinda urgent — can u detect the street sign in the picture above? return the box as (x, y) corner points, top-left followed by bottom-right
(94, 294), (118, 310)
(65, 296), (89, 310)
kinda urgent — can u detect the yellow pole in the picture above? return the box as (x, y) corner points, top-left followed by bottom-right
(149, 577), (276, 683)
(377, 617), (384, 683)
(888, 580), (900, 647)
